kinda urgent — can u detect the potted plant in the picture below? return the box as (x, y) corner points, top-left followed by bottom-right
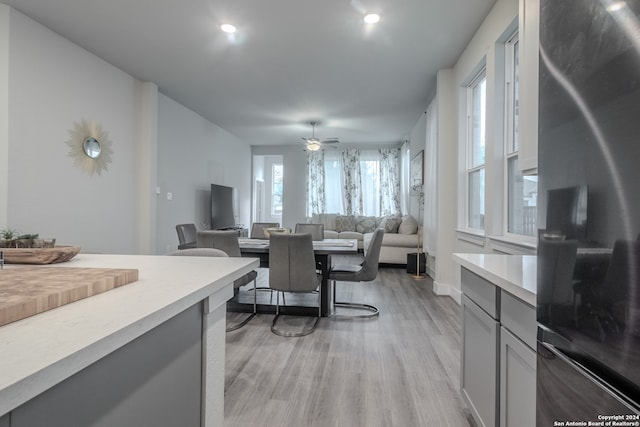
(0, 228), (19, 248)
(16, 233), (39, 248)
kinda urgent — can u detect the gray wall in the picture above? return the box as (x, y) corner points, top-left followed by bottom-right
(3, 7), (144, 254)
(1, 6), (252, 255)
(251, 145), (307, 229)
(156, 94), (251, 254)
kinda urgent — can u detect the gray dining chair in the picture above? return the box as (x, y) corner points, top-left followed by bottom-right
(250, 222), (280, 239)
(168, 247), (228, 257)
(294, 223), (325, 241)
(196, 230), (258, 331)
(268, 233), (322, 336)
(295, 223), (325, 274)
(176, 223), (197, 249)
(328, 228), (384, 319)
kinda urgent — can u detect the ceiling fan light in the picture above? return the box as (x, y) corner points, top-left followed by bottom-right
(307, 142), (321, 151)
(364, 13), (381, 24)
(221, 24), (237, 33)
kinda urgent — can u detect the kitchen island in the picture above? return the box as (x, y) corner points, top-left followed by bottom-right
(453, 254), (537, 427)
(0, 253), (259, 427)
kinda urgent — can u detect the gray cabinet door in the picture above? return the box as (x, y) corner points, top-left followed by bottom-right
(462, 294), (499, 427)
(500, 327), (536, 427)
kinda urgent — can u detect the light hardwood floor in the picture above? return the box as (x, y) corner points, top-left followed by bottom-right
(224, 255), (475, 427)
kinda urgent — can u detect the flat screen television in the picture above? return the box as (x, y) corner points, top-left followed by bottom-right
(210, 184), (236, 230)
(544, 185), (588, 241)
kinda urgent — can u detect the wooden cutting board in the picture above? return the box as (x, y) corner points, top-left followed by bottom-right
(0, 267), (139, 327)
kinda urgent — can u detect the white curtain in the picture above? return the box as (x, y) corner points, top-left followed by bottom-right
(306, 148), (401, 216)
(306, 150), (325, 217)
(379, 148), (401, 215)
(341, 149), (362, 215)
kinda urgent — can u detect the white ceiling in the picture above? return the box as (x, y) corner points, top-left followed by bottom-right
(3, 0), (496, 147)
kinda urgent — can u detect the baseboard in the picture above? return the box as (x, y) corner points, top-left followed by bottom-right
(433, 281), (462, 305)
(426, 266), (435, 278)
(432, 280), (449, 295)
(450, 287), (462, 305)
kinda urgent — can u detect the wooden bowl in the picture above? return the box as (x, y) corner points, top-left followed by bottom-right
(1, 246), (81, 264)
(263, 227), (290, 238)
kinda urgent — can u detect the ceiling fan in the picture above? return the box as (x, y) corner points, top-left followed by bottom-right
(301, 121), (339, 151)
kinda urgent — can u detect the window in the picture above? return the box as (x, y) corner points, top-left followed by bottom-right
(466, 70), (486, 230)
(359, 150), (381, 217)
(306, 149), (400, 216)
(324, 151), (344, 214)
(504, 32), (537, 237)
(271, 163), (283, 216)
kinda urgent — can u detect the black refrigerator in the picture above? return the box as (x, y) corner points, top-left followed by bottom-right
(537, 0), (640, 425)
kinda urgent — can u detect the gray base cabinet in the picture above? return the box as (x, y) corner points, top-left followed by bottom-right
(500, 327), (536, 427)
(6, 303), (203, 427)
(461, 267), (536, 427)
(462, 294), (499, 427)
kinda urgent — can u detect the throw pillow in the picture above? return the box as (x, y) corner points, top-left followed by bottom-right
(381, 214), (402, 233)
(398, 215), (418, 234)
(313, 213), (338, 231)
(355, 216), (378, 233)
(334, 215), (355, 232)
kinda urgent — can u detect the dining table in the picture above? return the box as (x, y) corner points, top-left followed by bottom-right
(233, 238), (358, 317)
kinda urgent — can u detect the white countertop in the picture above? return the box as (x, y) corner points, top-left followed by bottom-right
(0, 253), (259, 416)
(453, 253), (537, 306)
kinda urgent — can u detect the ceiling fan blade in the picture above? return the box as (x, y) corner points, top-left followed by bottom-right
(322, 139), (340, 144)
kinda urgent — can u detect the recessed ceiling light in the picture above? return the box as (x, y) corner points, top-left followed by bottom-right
(364, 13), (381, 24)
(221, 24), (237, 33)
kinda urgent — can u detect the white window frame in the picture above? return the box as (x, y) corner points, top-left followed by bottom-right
(465, 69), (487, 231)
(505, 31), (519, 156)
(503, 31), (537, 242)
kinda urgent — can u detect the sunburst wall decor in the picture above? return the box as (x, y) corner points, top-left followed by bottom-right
(65, 119), (113, 176)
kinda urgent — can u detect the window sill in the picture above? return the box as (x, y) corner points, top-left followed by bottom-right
(488, 235), (536, 255)
(456, 229), (486, 247)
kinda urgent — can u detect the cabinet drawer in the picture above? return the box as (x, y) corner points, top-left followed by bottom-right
(501, 291), (536, 349)
(461, 267), (500, 319)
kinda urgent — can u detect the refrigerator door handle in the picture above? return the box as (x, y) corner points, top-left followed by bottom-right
(538, 323), (574, 350)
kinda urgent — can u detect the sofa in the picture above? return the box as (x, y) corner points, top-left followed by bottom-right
(311, 213), (422, 265)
